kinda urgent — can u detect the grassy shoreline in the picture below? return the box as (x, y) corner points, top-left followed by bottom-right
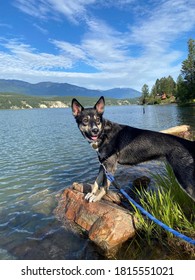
(119, 164), (195, 260)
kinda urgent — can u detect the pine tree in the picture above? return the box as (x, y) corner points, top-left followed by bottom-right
(151, 76), (176, 100)
(178, 39), (195, 102)
(141, 84), (149, 104)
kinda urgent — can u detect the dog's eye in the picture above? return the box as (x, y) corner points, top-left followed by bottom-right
(96, 117), (100, 124)
(82, 118), (88, 124)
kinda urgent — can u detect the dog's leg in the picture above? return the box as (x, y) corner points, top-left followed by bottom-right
(166, 151), (195, 201)
(86, 157), (118, 202)
(87, 187), (107, 202)
(86, 174), (112, 202)
(85, 165), (104, 201)
(88, 173), (112, 202)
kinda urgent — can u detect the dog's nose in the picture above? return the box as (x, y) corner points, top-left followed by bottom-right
(92, 128), (99, 134)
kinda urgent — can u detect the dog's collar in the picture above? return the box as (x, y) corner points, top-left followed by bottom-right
(90, 142), (99, 150)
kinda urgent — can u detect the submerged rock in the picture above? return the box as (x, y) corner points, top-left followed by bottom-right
(133, 176), (151, 190)
(54, 183), (137, 255)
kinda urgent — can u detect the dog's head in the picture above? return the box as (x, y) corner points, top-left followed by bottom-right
(71, 96), (105, 142)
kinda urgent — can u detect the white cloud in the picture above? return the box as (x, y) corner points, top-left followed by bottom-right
(48, 11), (184, 89)
(51, 40), (86, 60)
(49, 17), (131, 74)
(13, 0), (96, 23)
(13, 0), (49, 20)
(129, 0), (195, 51)
(0, 22), (12, 29)
(33, 23), (48, 34)
(0, 39), (73, 71)
(48, 0), (96, 23)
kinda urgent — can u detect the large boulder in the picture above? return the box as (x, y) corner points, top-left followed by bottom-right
(54, 182), (137, 255)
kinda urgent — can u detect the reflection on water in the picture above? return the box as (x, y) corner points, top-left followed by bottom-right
(0, 105), (194, 259)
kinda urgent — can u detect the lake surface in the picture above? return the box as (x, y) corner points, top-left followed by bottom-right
(0, 104), (194, 260)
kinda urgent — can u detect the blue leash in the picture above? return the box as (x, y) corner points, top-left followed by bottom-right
(103, 166), (195, 246)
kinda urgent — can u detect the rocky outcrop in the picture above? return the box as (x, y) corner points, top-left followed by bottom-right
(39, 101), (68, 109)
(42, 101), (68, 108)
(55, 182), (138, 255)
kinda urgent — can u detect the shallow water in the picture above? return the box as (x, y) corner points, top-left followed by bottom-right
(0, 104), (194, 259)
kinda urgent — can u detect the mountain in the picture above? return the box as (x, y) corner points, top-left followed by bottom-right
(0, 79), (141, 99)
(102, 87), (141, 99)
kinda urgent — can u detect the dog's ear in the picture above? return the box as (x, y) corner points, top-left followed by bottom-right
(94, 96), (105, 114)
(71, 99), (84, 117)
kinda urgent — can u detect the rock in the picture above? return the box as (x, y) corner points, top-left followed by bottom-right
(39, 103), (48, 109)
(133, 176), (151, 190)
(43, 101), (68, 108)
(48, 101), (68, 108)
(54, 184), (137, 255)
(161, 125), (193, 140)
(21, 100), (33, 109)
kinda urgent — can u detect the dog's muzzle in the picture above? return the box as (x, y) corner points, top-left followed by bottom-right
(89, 128), (99, 141)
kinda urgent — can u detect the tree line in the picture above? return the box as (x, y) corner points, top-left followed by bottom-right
(141, 39), (195, 105)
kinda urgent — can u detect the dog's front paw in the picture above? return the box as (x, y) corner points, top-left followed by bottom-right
(85, 189), (106, 202)
(85, 192), (96, 202)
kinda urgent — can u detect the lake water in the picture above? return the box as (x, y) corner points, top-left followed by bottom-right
(0, 104), (194, 260)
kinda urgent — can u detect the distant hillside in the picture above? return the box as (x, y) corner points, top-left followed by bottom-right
(0, 79), (141, 99)
(0, 92), (138, 110)
(102, 87), (140, 99)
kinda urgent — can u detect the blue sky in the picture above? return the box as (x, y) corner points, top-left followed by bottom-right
(0, 0), (195, 91)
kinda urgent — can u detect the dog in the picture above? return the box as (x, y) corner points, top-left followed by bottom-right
(71, 96), (195, 202)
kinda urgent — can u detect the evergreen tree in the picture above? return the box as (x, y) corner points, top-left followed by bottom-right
(176, 74), (188, 103)
(166, 75), (176, 97)
(177, 39), (195, 102)
(151, 76), (176, 99)
(141, 84), (149, 104)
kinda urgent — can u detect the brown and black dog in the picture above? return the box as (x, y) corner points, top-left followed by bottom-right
(72, 96), (195, 202)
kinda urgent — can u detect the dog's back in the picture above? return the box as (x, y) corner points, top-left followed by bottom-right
(106, 123), (195, 198)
